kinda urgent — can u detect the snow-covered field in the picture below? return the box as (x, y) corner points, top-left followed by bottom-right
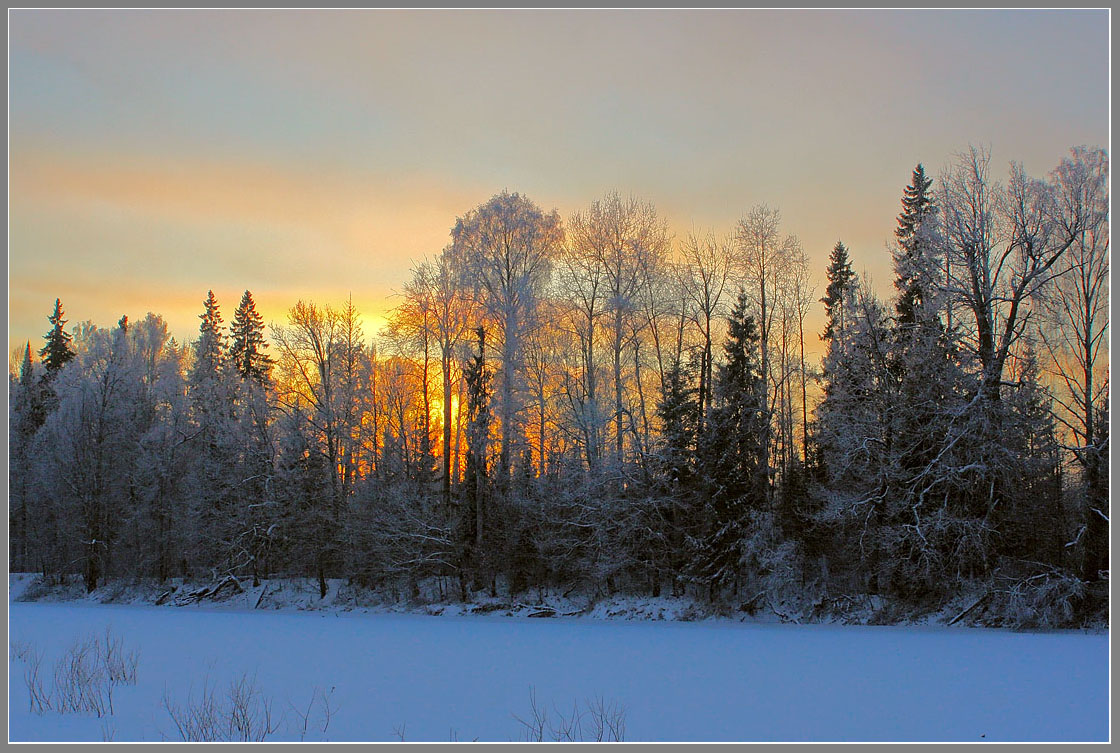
(8, 580), (1109, 742)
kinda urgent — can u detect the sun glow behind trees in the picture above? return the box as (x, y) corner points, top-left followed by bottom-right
(7, 144), (1109, 622)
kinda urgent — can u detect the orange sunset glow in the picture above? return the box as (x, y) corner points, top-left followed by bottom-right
(6, 9), (1111, 744)
(8, 10), (1106, 355)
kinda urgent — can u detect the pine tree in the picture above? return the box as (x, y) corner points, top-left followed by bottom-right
(229, 290), (272, 383)
(820, 242), (856, 342)
(39, 298), (75, 375)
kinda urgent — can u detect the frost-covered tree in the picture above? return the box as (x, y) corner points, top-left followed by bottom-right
(735, 206), (801, 499)
(9, 343), (41, 571)
(693, 291), (767, 595)
(32, 317), (148, 591)
(272, 299), (370, 597)
(190, 290), (227, 387)
(680, 230), (735, 434)
(568, 193), (669, 467)
(451, 192), (564, 482)
(939, 147), (1093, 565)
(940, 146), (1086, 406)
(998, 345), (1064, 566)
(1035, 146), (1109, 581)
(893, 165), (938, 327)
(885, 164), (966, 524)
(649, 356), (697, 594)
(820, 241), (856, 344)
(557, 215), (610, 473)
(411, 249), (476, 509)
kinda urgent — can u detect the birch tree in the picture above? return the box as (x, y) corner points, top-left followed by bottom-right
(451, 192), (564, 483)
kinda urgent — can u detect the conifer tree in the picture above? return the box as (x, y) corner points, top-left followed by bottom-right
(191, 290), (226, 385)
(693, 291), (767, 593)
(893, 164), (937, 327)
(19, 342), (33, 388)
(820, 242), (856, 342)
(186, 291), (239, 574)
(229, 290), (272, 383)
(656, 359), (697, 491)
(459, 327), (493, 592)
(649, 356), (698, 596)
(887, 165), (955, 480)
(878, 165), (973, 595)
(39, 298), (75, 375)
(999, 346), (1064, 565)
(9, 343), (38, 571)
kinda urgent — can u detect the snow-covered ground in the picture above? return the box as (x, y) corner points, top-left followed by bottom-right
(7, 575), (1108, 743)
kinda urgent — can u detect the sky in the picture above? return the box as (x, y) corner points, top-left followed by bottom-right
(7, 9), (1110, 361)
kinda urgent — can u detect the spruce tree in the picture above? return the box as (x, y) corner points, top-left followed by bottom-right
(893, 164), (937, 327)
(656, 359), (697, 491)
(229, 290), (272, 383)
(10, 343), (39, 571)
(191, 290), (226, 385)
(815, 247), (867, 486)
(879, 165), (979, 597)
(820, 242), (856, 342)
(459, 327), (493, 593)
(39, 298), (75, 375)
(887, 164), (958, 485)
(693, 291), (767, 593)
(999, 346), (1064, 565)
(187, 291), (238, 574)
(647, 357), (698, 594)
(19, 343), (33, 388)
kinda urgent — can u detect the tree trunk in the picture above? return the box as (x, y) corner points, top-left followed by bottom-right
(443, 355), (453, 515)
(614, 310), (624, 467)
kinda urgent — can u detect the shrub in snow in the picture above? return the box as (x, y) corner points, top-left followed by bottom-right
(986, 569), (1089, 630)
(162, 672), (281, 742)
(11, 628), (140, 718)
(514, 686), (626, 742)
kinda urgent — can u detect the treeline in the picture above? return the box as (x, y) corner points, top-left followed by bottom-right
(8, 145), (1108, 624)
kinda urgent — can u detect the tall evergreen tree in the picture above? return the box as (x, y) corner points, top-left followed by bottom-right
(39, 298), (75, 375)
(656, 358), (697, 491)
(887, 164), (954, 481)
(229, 290), (272, 383)
(693, 291), (767, 593)
(459, 327), (493, 594)
(191, 290), (227, 386)
(893, 164), (937, 327)
(19, 343), (34, 388)
(820, 242), (856, 342)
(647, 357), (698, 589)
(999, 346), (1064, 565)
(186, 291), (239, 576)
(10, 343), (39, 571)
(877, 165), (977, 596)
